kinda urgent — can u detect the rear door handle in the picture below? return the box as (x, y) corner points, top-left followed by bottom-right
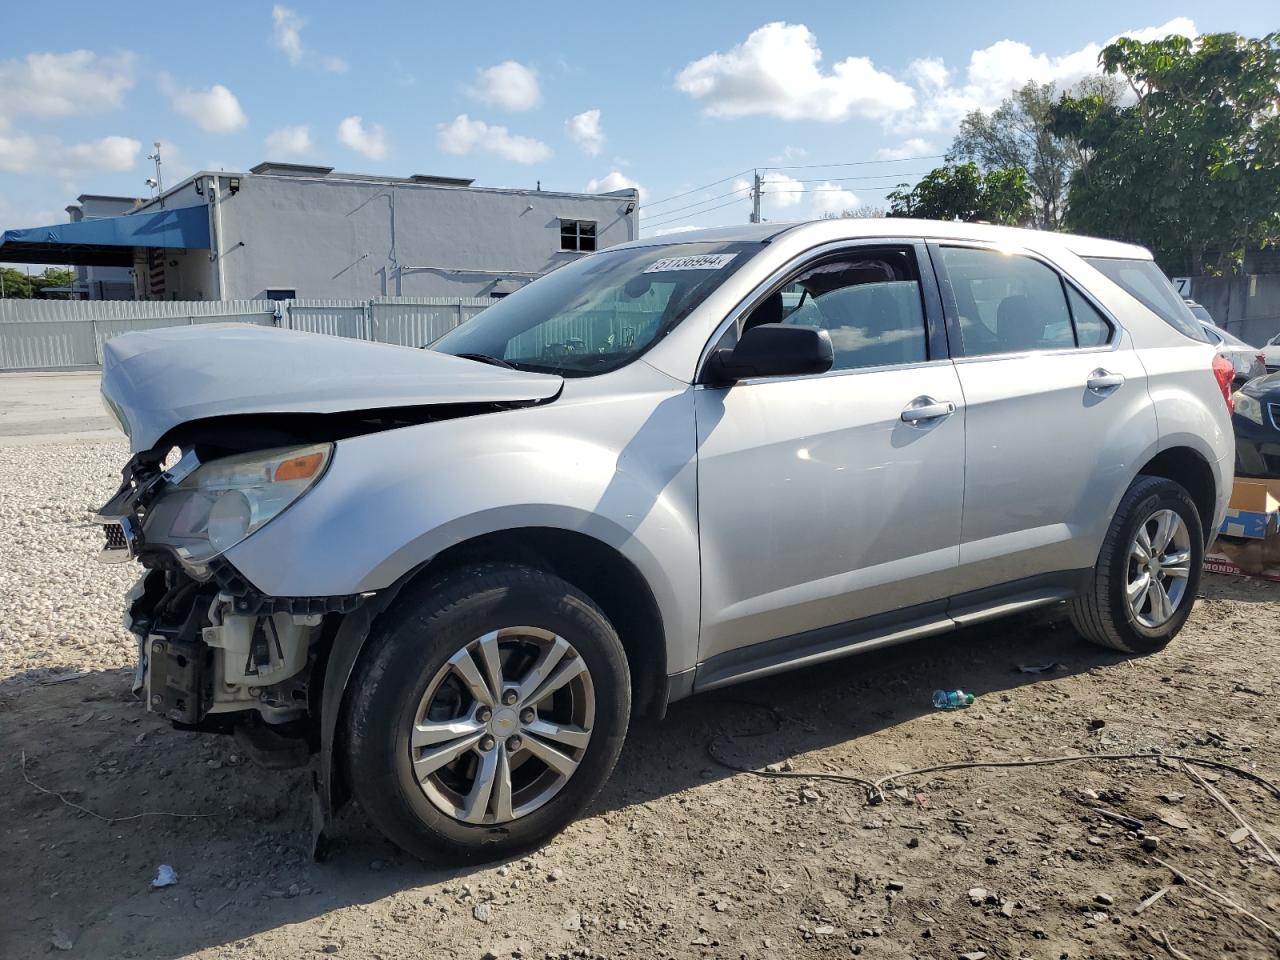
(1087, 369), (1125, 392)
(901, 398), (956, 423)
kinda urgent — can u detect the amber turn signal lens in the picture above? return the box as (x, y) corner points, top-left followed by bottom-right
(273, 452), (325, 482)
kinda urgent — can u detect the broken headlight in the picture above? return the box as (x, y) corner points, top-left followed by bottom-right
(143, 443), (332, 567)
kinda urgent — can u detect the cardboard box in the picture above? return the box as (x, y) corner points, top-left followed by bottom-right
(1217, 477), (1280, 540)
(1228, 477), (1280, 512)
(1205, 477), (1280, 582)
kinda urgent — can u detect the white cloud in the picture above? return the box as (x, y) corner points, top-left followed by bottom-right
(0, 132), (38, 173)
(899, 17), (1197, 133)
(585, 170), (645, 204)
(59, 135), (140, 173)
(170, 83), (248, 134)
(338, 115), (387, 160)
(771, 145), (808, 163)
(468, 61), (541, 111)
(271, 6), (304, 63)
(675, 22), (914, 121)
(876, 137), (934, 160)
(265, 124), (312, 157)
(809, 182), (862, 218)
(1116, 18), (1198, 44)
(0, 132), (140, 175)
(0, 50), (134, 122)
(438, 114), (551, 164)
(271, 6), (347, 73)
(566, 109), (604, 156)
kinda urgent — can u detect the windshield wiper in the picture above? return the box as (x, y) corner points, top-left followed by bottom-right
(454, 352), (518, 370)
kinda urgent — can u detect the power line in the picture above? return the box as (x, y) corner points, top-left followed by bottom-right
(644, 195), (751, 230)
(639, 157), (943, 212)
(783, 172), (930, 184)
(766, 154), (946, 170)
(638, 185), (751, 221)
(637, 157), (944, 230)
(636, 169), (754, 211)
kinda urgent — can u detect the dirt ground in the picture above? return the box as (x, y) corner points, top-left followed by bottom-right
(2, 375), (1279, 959)
(2, 577), (1279, 959)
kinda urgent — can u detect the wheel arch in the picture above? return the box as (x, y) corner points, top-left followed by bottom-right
(310, 525), (672, 855)
(1135, 445), (1218, 538)
(403, 527), (670, 719)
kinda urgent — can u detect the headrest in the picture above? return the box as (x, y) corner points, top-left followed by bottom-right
(996, 295), (1043, 350)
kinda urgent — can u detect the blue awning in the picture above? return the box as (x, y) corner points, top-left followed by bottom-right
(0, 204), (210, 266)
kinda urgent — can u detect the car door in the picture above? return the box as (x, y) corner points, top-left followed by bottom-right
(693, 241), (966, 677)
(929, 241), (1157, 596)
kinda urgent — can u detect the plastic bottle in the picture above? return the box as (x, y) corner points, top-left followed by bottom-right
(932, 689), (975, 710)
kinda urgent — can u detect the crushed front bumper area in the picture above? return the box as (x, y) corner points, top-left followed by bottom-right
(126, 566), (364, 731)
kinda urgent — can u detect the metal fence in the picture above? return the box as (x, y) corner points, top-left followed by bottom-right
(0, 297), (498, 371)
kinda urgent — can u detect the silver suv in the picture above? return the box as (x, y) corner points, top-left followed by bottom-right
(96, 219), (1234, 862)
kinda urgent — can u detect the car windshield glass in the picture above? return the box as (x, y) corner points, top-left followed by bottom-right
(1084, 257), (1209, 342)
(432, 241), (762, 376)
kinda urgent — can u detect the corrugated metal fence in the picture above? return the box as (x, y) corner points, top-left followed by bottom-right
(0, 297), (498, 371)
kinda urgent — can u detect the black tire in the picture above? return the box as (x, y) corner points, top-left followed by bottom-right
(343, 562), (630, 863)
(1069, 475), (1204, 654)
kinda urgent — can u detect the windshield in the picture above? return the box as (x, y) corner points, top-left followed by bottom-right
(1083, 257), (1210, 343)
(432, 241), (761, 376)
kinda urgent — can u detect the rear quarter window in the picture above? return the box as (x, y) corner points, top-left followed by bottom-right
(1084, 257), (1210, 343)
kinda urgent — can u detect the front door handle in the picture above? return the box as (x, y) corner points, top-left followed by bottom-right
(901, 398), (956, 423)
(1087, 369), (1125, 393)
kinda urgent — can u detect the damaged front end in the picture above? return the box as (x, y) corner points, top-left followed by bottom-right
(93, 323), (566, 852)
(99, 443), (365, 763)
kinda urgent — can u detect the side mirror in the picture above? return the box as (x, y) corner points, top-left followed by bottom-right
(705, 323), (834, 384)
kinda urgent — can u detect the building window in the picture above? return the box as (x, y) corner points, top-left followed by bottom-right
(560, 219), (597, 252)
(265, 288), (297, 302)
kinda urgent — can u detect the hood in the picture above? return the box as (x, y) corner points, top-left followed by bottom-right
(101, 323), (563, 452)
(1241, 370), (1280, 399)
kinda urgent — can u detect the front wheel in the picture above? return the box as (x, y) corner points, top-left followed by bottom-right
(1070, 475), (1204, 654)
(343, 563), (631, 863)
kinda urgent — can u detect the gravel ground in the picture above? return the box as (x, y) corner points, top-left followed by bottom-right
(0, 437), (137, 683)
(2, 417), (1279, 960)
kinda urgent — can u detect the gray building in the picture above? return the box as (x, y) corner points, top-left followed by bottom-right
(0, 162), (639, 301)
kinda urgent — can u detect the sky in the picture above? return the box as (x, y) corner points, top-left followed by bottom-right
(0, 0), (1276, 244)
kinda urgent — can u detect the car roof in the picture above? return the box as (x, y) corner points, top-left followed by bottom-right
(619, 218), (1152, 260)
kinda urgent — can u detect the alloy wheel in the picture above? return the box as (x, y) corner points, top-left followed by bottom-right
(1126, 508), (1192, 629)
(410, 627), (595, 825)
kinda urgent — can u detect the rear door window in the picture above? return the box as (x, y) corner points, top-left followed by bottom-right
(1083, 257), (1210, 343)
(938, 246), (1088, 356)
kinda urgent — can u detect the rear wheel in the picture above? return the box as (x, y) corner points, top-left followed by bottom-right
(1070, 475), (1204, 654)
(343, 563), (630, 863)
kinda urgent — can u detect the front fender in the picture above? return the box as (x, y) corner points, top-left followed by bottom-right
(223, 380), (701, 674)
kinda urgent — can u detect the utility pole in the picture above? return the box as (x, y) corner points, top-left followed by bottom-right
(749, 169), (762, 224)
(146, 142), (163, 194)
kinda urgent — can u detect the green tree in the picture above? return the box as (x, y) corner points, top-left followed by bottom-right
(1052, 31), (1280, 275)
(0, 267), (75, 298)
(951, 78), (1123, 230)
(0, 267), (33, 298)
(886, 162), (1033, 226)
(819, 204), (888, 220)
